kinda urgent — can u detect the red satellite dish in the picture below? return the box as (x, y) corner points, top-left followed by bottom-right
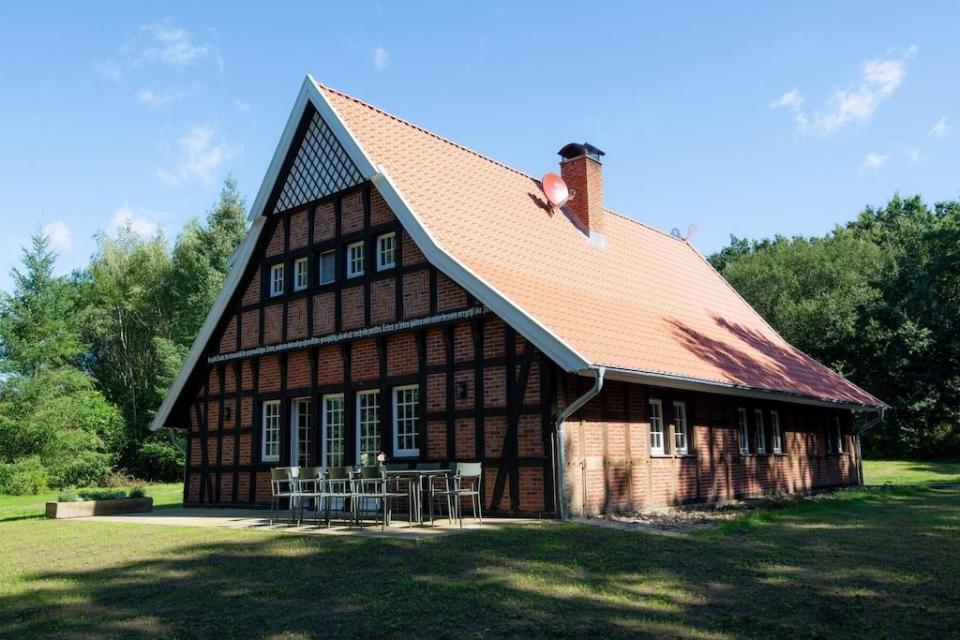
(541, 173), (569, 207)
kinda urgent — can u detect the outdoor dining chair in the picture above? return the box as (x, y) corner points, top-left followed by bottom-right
(269, 466), (300, 526)
(297, 466), (326, 527)
(356, 466), (411, 531)
(431, 462), (482, 529)
(323, 466), (358, 527)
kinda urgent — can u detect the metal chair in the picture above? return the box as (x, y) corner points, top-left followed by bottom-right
(297, 466), (326, 526)
(417, 462), (448, 525)
(269, 467), (300, 526)
(356, 466), (411, 531)
(323, 466), (358, 527)
(432, 462), (482, 529)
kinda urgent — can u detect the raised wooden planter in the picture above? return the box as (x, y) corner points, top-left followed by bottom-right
(45, 497), (153, 519)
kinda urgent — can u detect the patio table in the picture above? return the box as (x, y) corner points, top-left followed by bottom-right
(384, 469), (449, 525)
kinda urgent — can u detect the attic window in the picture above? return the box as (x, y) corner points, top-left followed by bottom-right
(293, 257), (308, 292)
(377, 233), (396, 271)
(346, 242), (364, 278)
(270, 264), (284, 297)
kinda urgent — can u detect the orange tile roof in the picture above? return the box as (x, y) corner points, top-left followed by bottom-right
(317, 82), (883, 408)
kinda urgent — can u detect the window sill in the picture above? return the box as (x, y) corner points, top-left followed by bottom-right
(650, 453), (696, 459)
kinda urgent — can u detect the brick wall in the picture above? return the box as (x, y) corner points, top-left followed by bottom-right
(561, 376), (861, 516)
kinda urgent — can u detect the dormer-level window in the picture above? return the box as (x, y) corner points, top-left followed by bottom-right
(319, 251), (335, 285)
(294, 257), (308, 291)
(270, 264), (284, 297)
(347, 241), (364, 278)
(377, 232), (396, 271)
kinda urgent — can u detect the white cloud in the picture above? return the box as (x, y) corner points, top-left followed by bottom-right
(234, 99), (251, 113)
(861, 152), (889, 171)
(108, 204), (161, 238)
(769, 89), (803, 110)
(929, 116), (952, 138)
(774, 46), (917, 135)
(906, 148), (929, 164)
(42, 221), (73, 252)
(97, 20), (217, 81)
(136, 88), (186, 107)
(372, 46), (390, 70)
(156, 123), (239, 186)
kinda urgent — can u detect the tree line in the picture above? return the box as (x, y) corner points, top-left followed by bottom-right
(0, 185), (955, 494)
(0, 179), (246, 494)
(710, 194), (959, 458)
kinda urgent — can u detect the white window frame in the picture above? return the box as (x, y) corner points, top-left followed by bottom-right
(322, 394), (344, 469)
(673, 401), (688, 455)
(392, 385), (419, 456)
(754, 408), (766, 454)
(376, 232), (396, 271)
(771, 410), (782, 454)
(291, 398), (311, 466)
(737, 408), (750, 455)
(355, 389), (380, 464)
(346, 241), (365, 278)
(293, 257), (308, 292)
(649, 399), (664, 456)
(261, 400), (281, 462)
(269, 263), (284, 297)
(318, 250), (336, 285)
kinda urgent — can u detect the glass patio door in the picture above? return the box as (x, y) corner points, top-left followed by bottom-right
(290, 398), (312, 467)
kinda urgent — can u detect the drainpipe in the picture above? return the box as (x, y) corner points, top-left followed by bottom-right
(555, 366), (605, 520)
(855, 407), (886, 486)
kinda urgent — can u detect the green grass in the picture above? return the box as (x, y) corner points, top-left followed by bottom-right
(0, 483), (182, 523)
(1, 483), (959, 638)
(863, 458), (960, 485)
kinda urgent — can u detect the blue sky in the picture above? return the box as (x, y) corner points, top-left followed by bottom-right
(1, 2), (958, 292)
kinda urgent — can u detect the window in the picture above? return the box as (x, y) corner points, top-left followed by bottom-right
(376, 232), (396, 271)
(356, 390), (380, 464)
(649, 399), (664, 455)
(292, 398), (311, 466)
(754, 409), (766, 454)
(771, 410), (782, 454)
(319, 251), (335, 285)
(737, 408), (749, 455)
(346, 241), (364, 278)
(269, 264), (284, 297)
(393, 385), (419, 455)
(673, 401), (688, 455)
(293, 257), (308, 291)
(261, 400), (281, 462)
(322, 394), (344, 468)
(828, 416), (844, 454)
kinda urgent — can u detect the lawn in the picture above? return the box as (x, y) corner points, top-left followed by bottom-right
(1, 480), (958, 638)
(862, 458), (960, 485)
(0, 483), (182, 522)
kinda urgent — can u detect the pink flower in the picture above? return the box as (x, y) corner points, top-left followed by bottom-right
(377, 451), (386, 463)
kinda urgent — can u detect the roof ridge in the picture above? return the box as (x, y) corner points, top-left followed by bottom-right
(603, 207), (685, 242)
(315, 80), (538, 182)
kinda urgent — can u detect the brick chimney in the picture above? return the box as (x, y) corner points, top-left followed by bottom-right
(558, 142), (605, 236)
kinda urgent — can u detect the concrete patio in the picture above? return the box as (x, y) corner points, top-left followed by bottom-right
(76, 507), (541, 539)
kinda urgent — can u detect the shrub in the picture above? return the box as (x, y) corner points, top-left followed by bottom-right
(134, 437), (184, 482)
(77, 488), (126, 501)
(0, 457), (49, 495)
(57, 487), (80, 502)
(127, 487), (146, 499)
(48, 450), (113, 489)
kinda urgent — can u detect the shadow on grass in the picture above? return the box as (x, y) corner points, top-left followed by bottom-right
(1, 487), (958, 639)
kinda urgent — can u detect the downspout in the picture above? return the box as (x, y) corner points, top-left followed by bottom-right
(555, 366), (605, 520)
(855, 407), (886, 486)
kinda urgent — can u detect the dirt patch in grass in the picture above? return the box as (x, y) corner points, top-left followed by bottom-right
(578, 490), (850, 535)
